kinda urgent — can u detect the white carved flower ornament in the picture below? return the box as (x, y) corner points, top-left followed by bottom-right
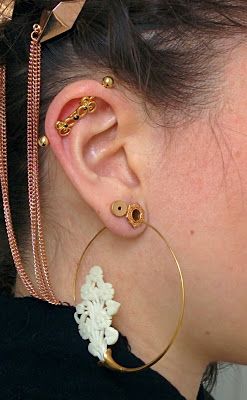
(74, 266), (121, 362)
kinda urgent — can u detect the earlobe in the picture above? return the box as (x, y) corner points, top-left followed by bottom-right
(45, 79), (145, 237)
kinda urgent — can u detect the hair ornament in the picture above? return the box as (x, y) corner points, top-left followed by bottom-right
(39, 0), (87, 43)
(0, 0), (15, 24)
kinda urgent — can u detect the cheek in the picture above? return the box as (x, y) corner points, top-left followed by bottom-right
(147, 122), (243, 230)
(145, 122), (247, 345)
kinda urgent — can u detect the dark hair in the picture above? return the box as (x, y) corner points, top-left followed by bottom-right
(1, 0), (247, 391)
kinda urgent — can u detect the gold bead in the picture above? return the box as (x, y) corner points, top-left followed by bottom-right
(111, 200), (128, 217)
(102, 76), (115, 89)
(38, 135), (49, 147)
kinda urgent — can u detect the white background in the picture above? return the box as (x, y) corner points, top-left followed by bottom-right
(212, 365), (247, 400)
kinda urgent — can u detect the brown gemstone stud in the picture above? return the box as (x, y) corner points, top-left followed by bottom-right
(111, 200), (145, 229)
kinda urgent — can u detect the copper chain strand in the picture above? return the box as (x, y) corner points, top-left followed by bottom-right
(27, 25), (59, 304)
(0, 65), (39, 297)
(0, 23), (60, 305)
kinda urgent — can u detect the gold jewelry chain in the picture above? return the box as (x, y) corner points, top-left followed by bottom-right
(73, 222), (185, 373)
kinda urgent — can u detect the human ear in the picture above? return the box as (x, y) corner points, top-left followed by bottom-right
(45, 79), (146, 237)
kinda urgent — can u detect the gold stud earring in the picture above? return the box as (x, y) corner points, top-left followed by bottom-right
(38, 135), (49, 147)
(102, 76), (115, 89)
(111, 200), (145, 228)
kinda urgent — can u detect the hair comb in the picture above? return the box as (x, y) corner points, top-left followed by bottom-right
(39, 1), (87, 43)
(0, 0), (15, 24)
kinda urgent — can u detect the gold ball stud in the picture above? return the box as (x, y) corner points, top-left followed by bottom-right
(102, 76), (115, 89)
(38, 135), (49, 147)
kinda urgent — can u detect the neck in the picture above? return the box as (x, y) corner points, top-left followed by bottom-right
(129, 334), (207, 400)
(110, 278), (208, 400)
(16, 277), (207, 400)
(15, 156), (209, 400)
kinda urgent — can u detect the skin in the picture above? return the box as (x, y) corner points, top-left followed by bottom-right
(16, 42), (247, 400)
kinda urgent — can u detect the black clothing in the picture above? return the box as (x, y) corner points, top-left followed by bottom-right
(0, 295), (212, 400)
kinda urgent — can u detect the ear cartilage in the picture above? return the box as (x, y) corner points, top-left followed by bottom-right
(56, 96), (96, 137)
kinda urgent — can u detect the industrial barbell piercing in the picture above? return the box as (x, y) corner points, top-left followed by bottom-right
(53, 76), (115, 139)
(56, 96), (97, 137)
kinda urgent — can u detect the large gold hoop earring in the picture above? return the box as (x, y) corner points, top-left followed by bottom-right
(73, 201), (185, 373)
